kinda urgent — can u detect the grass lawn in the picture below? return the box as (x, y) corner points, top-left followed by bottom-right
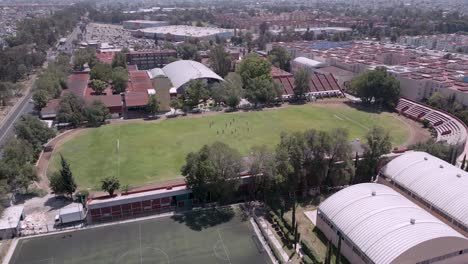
(49, 103), (409, 190)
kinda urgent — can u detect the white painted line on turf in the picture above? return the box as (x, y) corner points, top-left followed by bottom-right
(217, 228), (232, 264)
(333, 114), (344, 121)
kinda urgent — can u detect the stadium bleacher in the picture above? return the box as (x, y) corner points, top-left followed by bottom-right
(271, 66), (344, 99)
(395, 98), (467, 146)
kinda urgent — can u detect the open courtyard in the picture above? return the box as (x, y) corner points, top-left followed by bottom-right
(48, 103), (412, 190)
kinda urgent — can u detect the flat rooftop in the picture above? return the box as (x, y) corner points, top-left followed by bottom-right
(0, 205), (23, 230)
(139, 25), (233, 37)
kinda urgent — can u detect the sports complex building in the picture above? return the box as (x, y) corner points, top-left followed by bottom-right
(378, 151), (468, 237)
(317, 183), (468, 264)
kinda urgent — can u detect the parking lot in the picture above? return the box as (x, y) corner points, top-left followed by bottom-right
(85, 23), (158, 50)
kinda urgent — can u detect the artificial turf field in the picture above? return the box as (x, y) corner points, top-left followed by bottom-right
(9, 206), (271, 264)
(49, 103), (410, 189)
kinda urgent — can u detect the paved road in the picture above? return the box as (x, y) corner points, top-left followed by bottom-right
(0, 84), (35, 148)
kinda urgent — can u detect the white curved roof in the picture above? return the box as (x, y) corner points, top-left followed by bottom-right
(380, 151), (468, 229)
(161, 60), (223, 91)
(292, 57), (326, 68)
(319, 183), (467, 264)
(147, 68), (166, 79)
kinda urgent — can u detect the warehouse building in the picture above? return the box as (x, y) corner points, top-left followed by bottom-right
(378, 151), (468, 236)
(123, 20), (169, 30)
(317, 183), (468, 264)
(132, 25), (234, 41)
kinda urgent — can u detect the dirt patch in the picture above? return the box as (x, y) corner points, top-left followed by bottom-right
(36, 129), (86, 191)
(393, 115), (432, 149)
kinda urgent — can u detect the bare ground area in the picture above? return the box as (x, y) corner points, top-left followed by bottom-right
(393, 114), (432, 149)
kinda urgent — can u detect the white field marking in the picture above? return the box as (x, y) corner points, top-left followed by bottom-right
(213, 240), (228, 261)
(31, 257), (54, 264)
(150, 247), (170, 264)
(333, 114), (344, 121)
(217, 228), (232, 264)
(338, 112), (369, 130)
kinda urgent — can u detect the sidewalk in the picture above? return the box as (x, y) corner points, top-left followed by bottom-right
(257, 216), (290, 263)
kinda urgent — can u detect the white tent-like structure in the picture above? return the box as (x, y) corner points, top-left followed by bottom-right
(316, 183), (468, 264)
(379, 151), (468, 235)
(160, 60), (224, 92)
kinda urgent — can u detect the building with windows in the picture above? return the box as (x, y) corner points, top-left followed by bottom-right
(126, 50), (177, 70)
(317, 183), (468, 264)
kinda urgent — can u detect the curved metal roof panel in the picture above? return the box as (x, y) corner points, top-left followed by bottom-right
(380, 151), (468, 228)
(161, 60), (223, 91)
(318, 183), (467, 264)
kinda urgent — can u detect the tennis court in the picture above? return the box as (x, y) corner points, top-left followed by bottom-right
(9, 206), (272, 264)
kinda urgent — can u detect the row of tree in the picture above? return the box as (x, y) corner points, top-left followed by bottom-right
(0, 115), (56, 197)
(182, 126), (392, 207)
(32, 54), (72, 111)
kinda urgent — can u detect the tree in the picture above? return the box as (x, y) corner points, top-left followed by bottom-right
(259, 22), (269, 35)
(182, 80), (209, 109)
(236, 55), (272, 86)
(208, 45), (232, 78)
(59, 154), (77, 197)
(349, 68), (400, 109)
(56, 93), (86, 126)
(84, 100), (109, 126)
(182, 142), (241, 204)
(15, 164), (37, 193)
(293, 69), (310, 101)
(49, 171), (66, 195)
(3, 138), (34, 166)
(210, 73), (243, 109)
(244, 78), (281, 107)
(323, 128), (353, 187)
(101, 176), (120, 196)
(90, 63), (113, 82)
(73, 48), (98, 71)
(170, 99), (182, 110)
(177, 43), (200, 60)
(111, 67), (128, 94)
(146, 94), (160, 116)
(410, 139), (452, 162)
(355, 126), (392, 183)
(111, 49), (128, 69)
(268, 46), (291, 71)
(89, 79), (107, 95)
(0, 82), (15, 106)
(14, 114), (56, 155)
(248, 145), (278, 204)
(32, 90), (49, 110)
(224, 73), (243, 109)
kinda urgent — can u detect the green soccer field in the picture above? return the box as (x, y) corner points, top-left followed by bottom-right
(9, 207), (272, 264)
(49, 103), (409, 189)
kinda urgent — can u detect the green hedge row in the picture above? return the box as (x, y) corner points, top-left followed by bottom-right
(300, 240), (322, 264)
(269, 210), (295, 247)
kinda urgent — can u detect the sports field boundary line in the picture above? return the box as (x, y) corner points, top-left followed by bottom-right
(216, 228), (232, 264)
